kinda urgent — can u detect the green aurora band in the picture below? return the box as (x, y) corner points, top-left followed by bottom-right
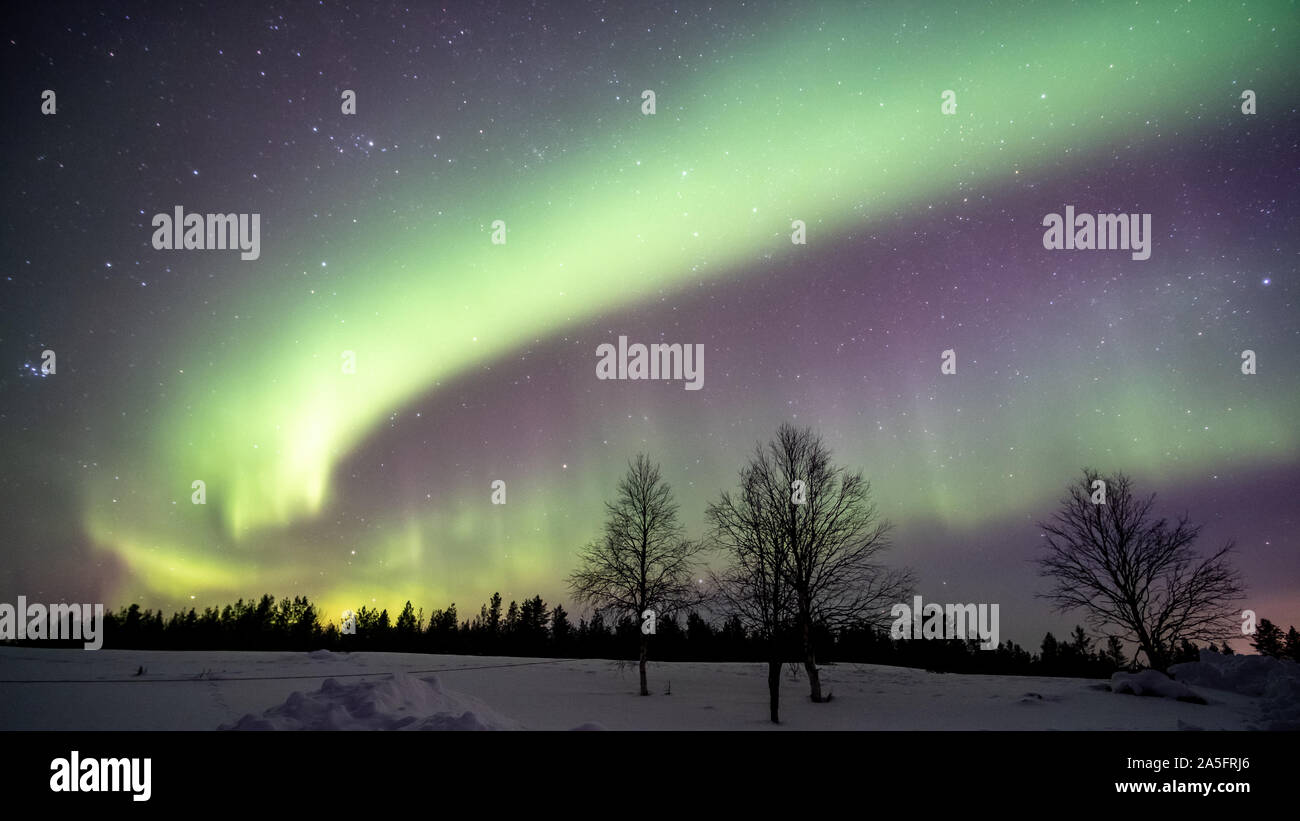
(83, 1), (1299, 617)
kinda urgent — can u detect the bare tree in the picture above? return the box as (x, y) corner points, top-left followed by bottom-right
(1037, 469), (1245, 672)
(568, 454), (706, 696)
(769, 423), (913, 702)
(712, 423), (914, 707)
(707, 460), (795, 723)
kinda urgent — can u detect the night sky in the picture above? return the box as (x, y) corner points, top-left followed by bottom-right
(2, 1), (1297, 648)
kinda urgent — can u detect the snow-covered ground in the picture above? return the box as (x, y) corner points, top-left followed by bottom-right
(0, 647), (1279, 730)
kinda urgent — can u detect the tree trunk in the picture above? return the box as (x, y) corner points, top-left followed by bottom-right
(802, 618), (824, 702)
(639, 631), (649, 696)
(1134, 624), (1167, 673)
(1145, 644), (1169, 674)
(767, 655), (781, 723)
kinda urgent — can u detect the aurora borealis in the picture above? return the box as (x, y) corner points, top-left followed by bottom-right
(2, 0), (1297, 646)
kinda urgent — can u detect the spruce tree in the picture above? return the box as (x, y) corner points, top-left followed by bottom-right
(550, 604), (571, 651)
(1283, 626), (1300, 662)
(1251, 618), (1285, 658)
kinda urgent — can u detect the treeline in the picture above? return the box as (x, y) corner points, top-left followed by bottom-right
(25, 592), (1277, 679)
(1250, 618), (1300, 661)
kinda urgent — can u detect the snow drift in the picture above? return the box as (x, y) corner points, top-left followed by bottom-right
(1171, 650), (1300, 731)
(1109, 669), (1205, 703)
(220, 672), (523, 730)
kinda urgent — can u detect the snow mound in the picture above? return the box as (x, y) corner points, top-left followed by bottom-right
(1170, 651), (1296, 696)
(307, 649), (335, 660)
(1260, 668), (1300, 730)
(1110, 670), (1206, 704)
(220, 672), (522, 730)
(1171, 651), (1300, 730)
(569, 722), (606, 731)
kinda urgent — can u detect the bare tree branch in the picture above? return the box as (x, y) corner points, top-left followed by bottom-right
(708, 423), (915, 712)
(568, 454), (706, 695)
(1036, 469), (1245, 672)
